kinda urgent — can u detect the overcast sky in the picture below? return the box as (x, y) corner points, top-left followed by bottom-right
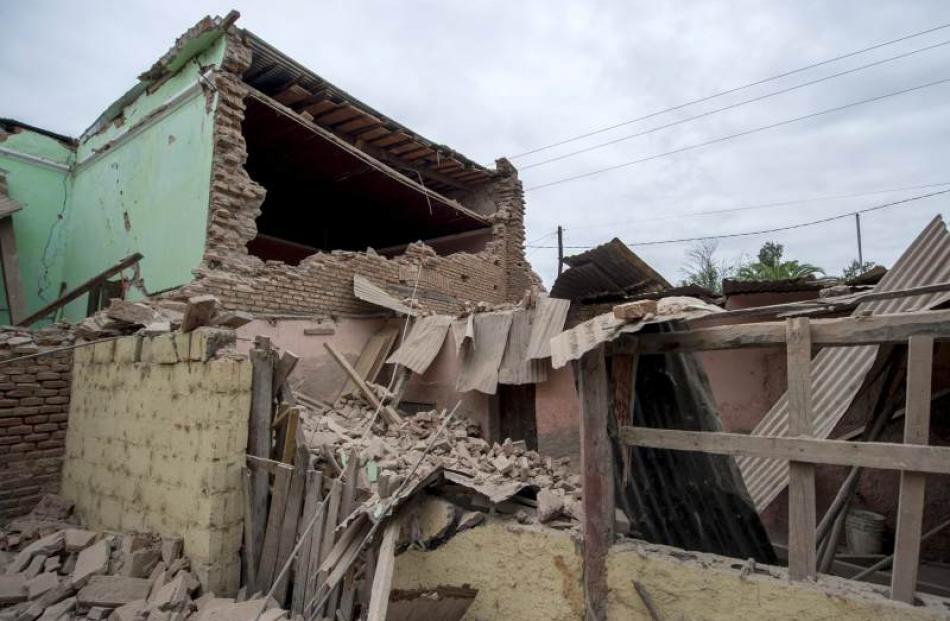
(3, 1), (949, 288)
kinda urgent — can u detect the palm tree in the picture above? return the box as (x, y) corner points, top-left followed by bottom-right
(736, 241), (823, 281)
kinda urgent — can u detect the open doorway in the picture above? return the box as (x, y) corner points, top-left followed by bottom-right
(498, 384), (538, 450)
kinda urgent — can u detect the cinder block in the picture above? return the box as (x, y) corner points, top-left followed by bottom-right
(113, 336), (142, 363)
(143, 335), (179, 365)
(73, 345), (93, 366)
(174, 333), (191, 362)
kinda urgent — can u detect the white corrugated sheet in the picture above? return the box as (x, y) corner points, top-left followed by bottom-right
(353, 275), (418, 316)
(498, 309), (549, 385)
(525, 295), (570, 360)
(456, 311), (514, 394)
(739, 216), (950, 511)
(385, 315), (454, 374)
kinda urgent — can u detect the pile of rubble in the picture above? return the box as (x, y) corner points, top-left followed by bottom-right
(0, 326), (75, 360)
(0, 497), (288, 621)
(72, 296), (252, 341)
(298, 393), (582, 529)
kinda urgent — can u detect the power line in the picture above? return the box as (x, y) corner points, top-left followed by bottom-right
(510, 20), (950, 159)
(526, 188), (950, 249)
(522, 39), (950, 170)
(526, 77), (950, 191)
(564, 180), (950, 231)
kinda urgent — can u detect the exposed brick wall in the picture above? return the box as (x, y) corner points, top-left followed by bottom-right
(180, 31), (541, 316)
(0, 350), (71, 521)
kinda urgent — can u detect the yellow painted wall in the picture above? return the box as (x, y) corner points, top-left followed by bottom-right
(394, 518), (950, 620)
(61, 334), (251, 594)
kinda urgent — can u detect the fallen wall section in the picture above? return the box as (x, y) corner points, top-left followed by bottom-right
(61, 333), (251, 594)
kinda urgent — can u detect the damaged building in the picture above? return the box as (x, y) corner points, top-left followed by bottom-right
(1, 10), (950, 621)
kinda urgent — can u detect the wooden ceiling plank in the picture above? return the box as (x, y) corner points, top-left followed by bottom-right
(272, 84), (313, 107)
(317, 104), (365, 126)
(372, 132), (413, 148)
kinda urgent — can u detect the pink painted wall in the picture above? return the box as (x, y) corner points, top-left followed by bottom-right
(535, 364), (581, 465)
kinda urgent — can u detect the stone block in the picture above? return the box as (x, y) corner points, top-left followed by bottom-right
(91, 341), (115, 364)
(113, 337), (142, 364)
(77, 576), (151, 608)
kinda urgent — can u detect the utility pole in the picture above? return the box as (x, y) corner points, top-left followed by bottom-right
(557, 225), (564, 276)
(855, 213), (864, 265)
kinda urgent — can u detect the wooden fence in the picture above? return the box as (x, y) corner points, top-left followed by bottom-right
(577, 309), (950, 620)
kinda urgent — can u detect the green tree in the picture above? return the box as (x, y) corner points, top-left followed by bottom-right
(736, 241), (823, 281)
(679, 240), (733, 294)
(842, 259), (879, 280)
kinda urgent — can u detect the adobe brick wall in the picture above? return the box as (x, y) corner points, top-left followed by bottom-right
(180, 31), (540, 316)
(0, 349), (71, 521)
(62, 334), (250, 595)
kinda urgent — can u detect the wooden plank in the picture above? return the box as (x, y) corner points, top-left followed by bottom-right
(180, 294), (218, 332)
(891, 335), (934, 603)
(365, 519), (400, 621)
(303, 473), (327, 616)
(786, 318), (816, 581)
(312, 479), (342, 619)
(622, 309), (950, 354)
(338, 326), (399, 400)
(17, 252), (143, 326)
(316, 104), (364, 126)
(280, 408), (301, 465)
(241, 467), (257, 592)
(273, 84), (312, 106)
(371, 131), (413, 148)
(291, 470), (322, 616)
(274, 351), (300, 391)
(323, 343), (403, 426)
(0, 218), (26, 324)
(273, 445), (309, 603)
(302, 100), (339, 117)
(577, 345), (612, 621)
(618, 427), (950, 474)
(247, 346), (275, 593)
(257, 465), (292, 590)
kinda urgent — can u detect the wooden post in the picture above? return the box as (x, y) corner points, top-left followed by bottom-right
(366, 519), (400, 621)
(0, 218), (26, 324)
(786, 317), (816, 580)
(891, 335), (933, 603)
(248, 342), (276, 592)
(578, 344), (613, 621)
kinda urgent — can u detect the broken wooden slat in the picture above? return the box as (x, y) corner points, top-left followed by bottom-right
(257, 465), (292, 591)
(0, 218), (26, 324)
(17, 252), (143, 326)
(180, 295), (218, 333)
(301, 473), (327, 616)
(338, 326), (399, 401)
(279, 408), (301, 465)
(786, 317), (816, 581)
(891, 335), (934, 603)
(274, 351), (300, 392)
(247, 345), (276, 593)
(241, 467), (258, 592)
(365, 520), (400, 621)
(273, 445), (309, 604)
(311, 480), (342, 619)
(577, 344), (612, 621)
(323, 343), (402, 426)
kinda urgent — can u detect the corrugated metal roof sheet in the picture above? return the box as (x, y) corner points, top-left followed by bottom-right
(498, 309), (549, 385)
(456, 311), (513, 394)
(550, 298), (723, 369)
(386, 314), (454, 374)
(738, 215), (950, 512)
(722, 277), (824, 296)
(550, 238), (671, 300)
(525, 295), (570, 360)
(353, 275), (418, 316)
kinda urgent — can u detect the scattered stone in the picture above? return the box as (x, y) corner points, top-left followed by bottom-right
(26, 572), (59, 600)
(0, 575), (26, 605)
(77, 575), (151, 608)
(71, 539), (110, 585)
(537, 489), (564, 524)
(64, 529), (98, 553)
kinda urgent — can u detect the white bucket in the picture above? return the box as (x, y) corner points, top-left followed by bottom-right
(845, 508), (886, 555)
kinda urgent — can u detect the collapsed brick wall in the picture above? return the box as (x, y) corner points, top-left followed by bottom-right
(183, 31), (540, 316)
(0, 350), (71, 521)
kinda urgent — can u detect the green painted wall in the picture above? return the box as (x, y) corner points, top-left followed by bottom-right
(0, 129), (74, 324)
(58, 35), (226, 322)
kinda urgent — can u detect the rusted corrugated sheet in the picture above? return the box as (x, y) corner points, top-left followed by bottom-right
(739, 215), (950, 512)
(722, 277), (824, 296)
(353, 275), (418, 316)
(498, 309), (549, 385)
(525, 295), (570, 360)
(551, 238), (671, 300)
(386, 315), (453, 374)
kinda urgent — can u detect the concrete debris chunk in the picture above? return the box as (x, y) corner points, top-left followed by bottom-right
(71, 539), (110, 586)
(36, 595), (74, 620)
(63, 529), (97, 554)
(0, 575), (27, 605)
(26, 572), (59, 600)
(6, 532), (64, 575)
(537, 489), (564, 523)
(77, 575), (151, 608)
(106, 599), (146, 621)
